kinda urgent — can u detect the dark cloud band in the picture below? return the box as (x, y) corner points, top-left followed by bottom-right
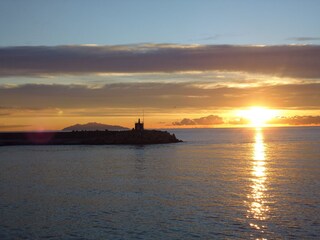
(1, 82), (319, 109)
(270, 116), (320, 125)
(1, 44), (320, 78)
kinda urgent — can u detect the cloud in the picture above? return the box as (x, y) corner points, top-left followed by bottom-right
(287, 37), (320, 41)
(228, 118), (250, 125)
(173, 115), (224, 126)
(173, 118), (197, 126)
(1, 82), (320, 110)
(269, 116), (320, 125)
(1, 44), (320, 78)
(0, 124), (30, 130)
(172, 115), (320, 126)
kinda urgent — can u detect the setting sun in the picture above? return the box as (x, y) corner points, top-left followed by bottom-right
(238, 107), (278, 127)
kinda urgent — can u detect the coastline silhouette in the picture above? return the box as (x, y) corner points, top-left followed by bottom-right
(0, 120), (181, 146)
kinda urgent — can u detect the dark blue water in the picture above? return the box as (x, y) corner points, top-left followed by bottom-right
(0, 127), (319, 239)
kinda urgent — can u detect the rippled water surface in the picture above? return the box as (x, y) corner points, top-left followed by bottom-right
(0, 127), (319, 239)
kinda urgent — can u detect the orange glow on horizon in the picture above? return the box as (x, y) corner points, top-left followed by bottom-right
(237, 107), (279, 128)
(2, 106), (318, 132)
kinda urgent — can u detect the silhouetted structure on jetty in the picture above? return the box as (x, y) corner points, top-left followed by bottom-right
(0, 120), (182, 146)
(135, 118), (144, 131)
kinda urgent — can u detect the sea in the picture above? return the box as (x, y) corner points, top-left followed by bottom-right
(0, 127), (319, 239)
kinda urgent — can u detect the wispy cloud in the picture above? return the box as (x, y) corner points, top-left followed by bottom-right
(0, 124), (31, 130)
(1, 82), (319, 110)
(1, 44), (320, 78)
(287, 37), (320, 41)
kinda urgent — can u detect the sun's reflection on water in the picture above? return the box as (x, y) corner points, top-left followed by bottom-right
(247, 128), (269, 235)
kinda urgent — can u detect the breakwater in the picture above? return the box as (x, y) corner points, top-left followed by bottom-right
(0, 130), (182, 146)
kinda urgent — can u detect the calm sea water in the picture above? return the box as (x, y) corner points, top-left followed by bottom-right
(0, 127), (319, 239)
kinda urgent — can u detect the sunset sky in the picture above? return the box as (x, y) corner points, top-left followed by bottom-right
(1, 0), (320, 130)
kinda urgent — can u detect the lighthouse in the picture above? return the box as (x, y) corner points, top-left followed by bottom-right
(134, 118), (144, 131)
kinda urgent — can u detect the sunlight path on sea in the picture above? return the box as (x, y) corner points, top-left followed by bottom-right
(247, 128), (270, 238)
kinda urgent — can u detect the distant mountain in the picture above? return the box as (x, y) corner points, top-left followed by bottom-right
(62, 122), (129, 131)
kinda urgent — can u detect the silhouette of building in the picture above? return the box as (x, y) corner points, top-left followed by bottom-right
(135, 118), (144, 131)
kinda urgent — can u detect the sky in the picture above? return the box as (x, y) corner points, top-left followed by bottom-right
(0, 0), (320, 130)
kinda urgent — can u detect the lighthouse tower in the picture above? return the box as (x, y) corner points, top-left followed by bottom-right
(134, 118), (144, 131)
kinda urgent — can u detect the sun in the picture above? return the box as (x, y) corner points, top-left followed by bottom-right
(238, 107), (277, 128)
